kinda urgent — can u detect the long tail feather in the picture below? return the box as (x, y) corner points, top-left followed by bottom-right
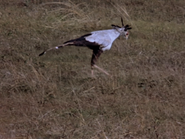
(39, 46), (59, 56)
(39, 41), (75, 56)
(38, 44), (66, 56)
(39, 51), (46, 56)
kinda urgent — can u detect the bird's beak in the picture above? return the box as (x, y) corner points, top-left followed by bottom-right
(123, 34), (128, 40)
(125, 35), (128, 40)
(125, 32), (129, 40)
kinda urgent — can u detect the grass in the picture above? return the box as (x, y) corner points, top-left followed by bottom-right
(0, 0), (185, 138)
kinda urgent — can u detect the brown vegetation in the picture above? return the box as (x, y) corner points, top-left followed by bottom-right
(0, 0), (185, 138)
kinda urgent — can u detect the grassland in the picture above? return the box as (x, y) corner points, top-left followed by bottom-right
(0, 0), (185, 138)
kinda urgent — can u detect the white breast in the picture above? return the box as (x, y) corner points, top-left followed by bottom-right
(85, 29), (120, 51)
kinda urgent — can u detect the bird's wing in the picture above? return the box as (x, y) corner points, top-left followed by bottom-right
(85, 31), (112, 48)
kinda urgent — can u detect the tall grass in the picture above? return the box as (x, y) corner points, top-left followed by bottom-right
(0, 0), (185, 138)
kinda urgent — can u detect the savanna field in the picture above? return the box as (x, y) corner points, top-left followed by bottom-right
(0, 0), (185, 138)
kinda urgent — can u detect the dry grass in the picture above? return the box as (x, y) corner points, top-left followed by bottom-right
(0, 0), (185, 138)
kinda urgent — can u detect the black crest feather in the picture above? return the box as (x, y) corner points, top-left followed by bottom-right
(124, 25), (132, 31)
(111, 24), (121, 28)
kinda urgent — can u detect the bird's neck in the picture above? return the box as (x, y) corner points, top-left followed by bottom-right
(110, 29), (121, 41)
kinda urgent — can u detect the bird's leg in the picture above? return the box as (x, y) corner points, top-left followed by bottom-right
(91, 48), (110, 76)
(91, 66), (95, 77)
(91, 65), (110, 76)
(93, 65), (110, 76)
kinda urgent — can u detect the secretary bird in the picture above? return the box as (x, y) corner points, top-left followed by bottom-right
(39, 18), (132, 76)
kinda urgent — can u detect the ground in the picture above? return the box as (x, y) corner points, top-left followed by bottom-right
(0, 0), (185, 138)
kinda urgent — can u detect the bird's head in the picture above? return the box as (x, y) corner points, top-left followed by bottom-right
(111, 18), (132, 40)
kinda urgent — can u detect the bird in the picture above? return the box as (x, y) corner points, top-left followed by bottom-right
(39, 18), (132, 76)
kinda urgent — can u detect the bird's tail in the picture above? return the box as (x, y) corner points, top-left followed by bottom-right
(38, 42), (74, 56)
